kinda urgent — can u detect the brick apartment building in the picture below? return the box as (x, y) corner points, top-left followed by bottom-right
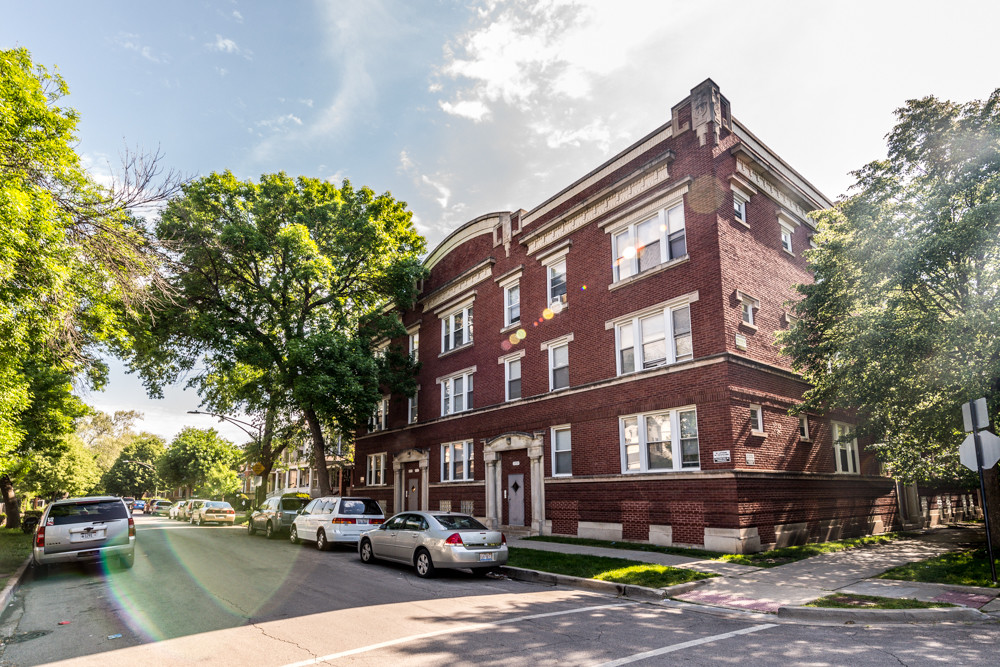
(350, 79), (900, 554)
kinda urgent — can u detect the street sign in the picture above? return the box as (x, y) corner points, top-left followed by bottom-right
(959, 430), (1000, 471)
(962, 397), (989, 432)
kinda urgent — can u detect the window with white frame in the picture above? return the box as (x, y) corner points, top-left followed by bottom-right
(549, 341), (569, 391)
(615, 304), (692, 374)
(505, 356), (522, 401)
(739, 292), (759, 326)
(441, 441), (473, 482)
(440, 369), (474, 416)
(749, 404), (764, 434)
(408, 330), (419, 362)
(369, 396), (389, 432)
(366, 453), (386, 486)
(620, 408), (699, 472)
(613, 202), (686, 282)
(832, 421), (860, 474)
(799, 415), (811, 440)
(780, 221), (794, 254)
(504, 282), (521, 327)
(733, 191), (748, 224)
(441, 304), (473, 352)
(408, 390), (418, 424)
(547, 259), (567, 307)
(552, 426), (572, 476)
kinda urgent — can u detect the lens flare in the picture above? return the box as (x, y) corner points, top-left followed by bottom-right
(508, 333), (519, 345)
(515, 329), (526, 340)
(542, 308), (554, 320)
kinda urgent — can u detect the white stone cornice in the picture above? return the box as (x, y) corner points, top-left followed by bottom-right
(422, 260), (494, 313)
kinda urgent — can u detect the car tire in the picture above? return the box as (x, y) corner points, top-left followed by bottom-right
(120, 552), (135, 569)
(247, 521), (257, 536)
(414, 549), (435, 578)
(265, 522), (275, 539)
(359, 539), (375, 564)
(290, 526), (300, 544)
(316, 530), (329, 551)
(31, 561), (48, 579)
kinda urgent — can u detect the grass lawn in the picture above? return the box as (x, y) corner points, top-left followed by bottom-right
(878, 548), (1000, 588)
(523, 533), (903, 568)
(507, 547), (714, 587)
(0, 529), (33, 586)
(806, 593), (954, 609)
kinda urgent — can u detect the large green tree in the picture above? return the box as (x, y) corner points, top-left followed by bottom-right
(783, 90), (1000, 543)
(128, 172), (425, 496)
(101, 433), (166, 497)
(15, 434), (100, 501)
(0, 48), (179, 527)
(157, 427), (238, 498)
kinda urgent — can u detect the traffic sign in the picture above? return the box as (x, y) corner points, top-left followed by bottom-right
(962, 397), (989, 432)
(959, 430), (1000, 471)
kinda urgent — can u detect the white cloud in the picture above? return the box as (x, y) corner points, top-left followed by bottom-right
(421, 175), (451, 208)
(209, 34), (251, 59)
(114, 32), (165, 63)
(232, 10), (243, 23)
(438, 99), (490, 122)
(255, 114), (304, 133)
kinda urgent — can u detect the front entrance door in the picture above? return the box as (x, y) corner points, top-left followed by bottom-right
(406, 474), (420, 510)
(507, 474), (524, 526)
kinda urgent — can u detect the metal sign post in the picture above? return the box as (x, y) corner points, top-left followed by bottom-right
(968, 399), (998, 584)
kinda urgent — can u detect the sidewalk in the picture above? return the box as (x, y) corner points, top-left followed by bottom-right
(508, 527), (1000, 619)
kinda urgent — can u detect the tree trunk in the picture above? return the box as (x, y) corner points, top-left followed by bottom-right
(255, 405), (278, 508)
(1, 475), (21, 530)
(304, 407), (331, 497)
(984, 465), (1000, 554)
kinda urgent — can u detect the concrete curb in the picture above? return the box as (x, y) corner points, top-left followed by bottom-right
(777, 605), (995, 624)
(499, 566), (711, 602)
(0, 557), (31, 614)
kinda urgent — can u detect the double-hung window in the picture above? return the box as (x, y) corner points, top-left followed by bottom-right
(504, 282), (521, 327)
(620, 408), (699, 472)
(366, 453), (386, 486)
(547, 259), (567, 307)
(441, 304), (473, 352)
(738, 292), (759, 327)
(615, 304), (692, 374)
(799, 415), (811, 441)
(408, 330), (419, 362)
(749, 404), (764, 434)
(549, 342), (569, 391)
(408, 390), (419, 424)
(832, 422), (860, 474)
(369, 396), (388, 432)
(440, 369), (474, 416)
(552, 426), (572, 476)
(613, 202), (686, 282)
(503, 355), (522, 401)
(734, 191), (748, 224)
(441, 441), (473, 482)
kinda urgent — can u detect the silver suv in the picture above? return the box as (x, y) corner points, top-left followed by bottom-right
(32, 496), (135, 572)
(248, 493), (311, 539)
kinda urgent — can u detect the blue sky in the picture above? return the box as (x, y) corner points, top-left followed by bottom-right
(3, 0), (999, 444)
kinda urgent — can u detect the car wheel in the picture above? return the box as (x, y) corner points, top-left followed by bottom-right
(414, 549), (435, 578)
(359, 539), (375, 563)
(265, 522), (275, 539)
(290, 526), (300, 544)
(247, 520), (257, 536)
(31, 560), (48, 579)
(316, 530), (329, 551)
(120, 552), (135, 569)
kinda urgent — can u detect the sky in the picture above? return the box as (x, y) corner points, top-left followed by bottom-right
(3, 0), (999, 446)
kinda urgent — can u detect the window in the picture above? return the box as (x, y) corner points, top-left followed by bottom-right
(409, 330), (419, 362)
(749, 404), (764, 434)
(547, 259), (567, 307)
(552, 426), (572, 476)
(799, 415), (811, 441)
(620, 408), (699, 472)
(615, 304), (692, 374)
(613, 202), (686, 282)
(734, 193), (747, 224)
(505, 357), (522, 401)
(440, 369), (474, 416)
(408, 390), (419, 424)
(441, 304), (473, 352)
(549, 341), (569, 391)
(366, 453), (386, 486)
(369, 396), (388, 432)
(780, 222), (794, 254)
(739, 292), (759, 326)
(832, 422), (860, 474)
(504, 282), (521, 327)
(441, 441), (473, 482)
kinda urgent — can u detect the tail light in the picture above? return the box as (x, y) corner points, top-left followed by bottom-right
(128, 517), (136, 537)
(445, 533), (464, 545)
(370, 519), (384, 525)
(332, 518), (356, 524)
(35, 526), (45, 548)
(226, 509), (234, 514)
(501, 533), (507, 545)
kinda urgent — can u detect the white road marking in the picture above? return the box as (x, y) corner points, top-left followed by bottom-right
(595, 623), (778, 666)
(279, 601), (637, 666)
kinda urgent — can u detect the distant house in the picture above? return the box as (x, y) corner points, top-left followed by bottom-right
(351, 79), (901, 553)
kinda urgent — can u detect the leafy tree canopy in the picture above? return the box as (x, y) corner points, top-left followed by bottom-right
(784, 89), (1000, 484)
(157, 427), (238, 494)
(101, 433), (166, 497)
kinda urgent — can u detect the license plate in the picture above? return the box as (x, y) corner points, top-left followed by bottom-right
(479, 552), (496, 562)
(75, 531), (104, 542)
(358, 519), (369, 525)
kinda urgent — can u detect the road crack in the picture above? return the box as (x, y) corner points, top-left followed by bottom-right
(249, 621), (320, 662)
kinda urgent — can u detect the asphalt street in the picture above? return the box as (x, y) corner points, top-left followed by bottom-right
(2, 515), (998, 666)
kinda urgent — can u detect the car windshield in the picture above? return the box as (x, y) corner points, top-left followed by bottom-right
(339, 499), (383, 516)
(48, 500), (128, 525)
(281, 498), (308, 511)
(207, 502), (232, 509)
(434, 515), (487, 530)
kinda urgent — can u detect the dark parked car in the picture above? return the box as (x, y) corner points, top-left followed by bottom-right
(248, 493), (311, 539)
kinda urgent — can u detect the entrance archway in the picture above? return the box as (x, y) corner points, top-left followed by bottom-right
(481, 431), (545, 534)
(392, 448), (428, 514)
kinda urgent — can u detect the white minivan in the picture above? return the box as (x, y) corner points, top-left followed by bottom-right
(290, 496), (384, 550)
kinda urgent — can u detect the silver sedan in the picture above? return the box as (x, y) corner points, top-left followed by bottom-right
(358, 511), (507, 578)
